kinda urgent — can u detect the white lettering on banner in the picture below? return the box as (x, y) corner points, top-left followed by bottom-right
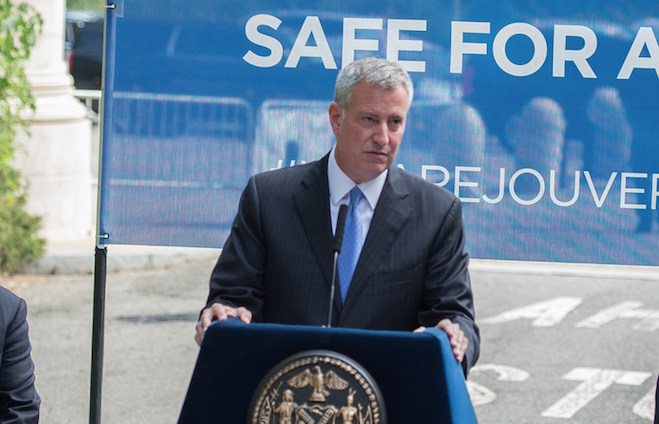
(482, 168), (506, 204)
(480, 297), (583, 327)
(584, 171), (617, 208)
(550, 170), (580, 207)
(493, 23), (547, 77)
(243, 15), (427, 71)
(243, 15), (659, 80)
(274, 162), (658, 210)
(284, 16), (337, 69)
(386, 19), (427, 72)
(421, 165), (450, 186)
(621, 173), (648, 209)
(454, 166), (481, 203)
(509, 168), (545, 205)
(452, 21), (589, 77)
(467, 364), (530, 406)
(420, 166), (659, 209)
(576, 301), (659, 331)
(553, 25), (598, 78)
(450, 21), (490, 74)
(342, 18), (382, 66)
(243, 14), (283, 68)
(617, 27), (659, 79)
(541, 368), (652, 419)
(452, 22), (659, 79)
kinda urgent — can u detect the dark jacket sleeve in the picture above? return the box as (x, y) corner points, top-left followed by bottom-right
(206, 176), (267, 318)
(417, 196), (480, 376)
(0, 290), (41, 424)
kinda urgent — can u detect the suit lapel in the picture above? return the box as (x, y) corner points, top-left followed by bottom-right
(292, 155), (334, 291)
(340, 167), (414, 315)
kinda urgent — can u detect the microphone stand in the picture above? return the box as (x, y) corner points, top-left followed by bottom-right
(327, 204), (348, 328)
(327, 252), (339, 327)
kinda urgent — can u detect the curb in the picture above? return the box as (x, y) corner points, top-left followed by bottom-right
(470, 259), (659, 281)
(16, 243), (658, 280)
(18, 244), (221, 275)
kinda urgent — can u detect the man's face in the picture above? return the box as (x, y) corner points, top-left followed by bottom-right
(329, 81), (409, 184)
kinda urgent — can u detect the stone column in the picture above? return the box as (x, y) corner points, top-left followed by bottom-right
(14, 0), (94, 242)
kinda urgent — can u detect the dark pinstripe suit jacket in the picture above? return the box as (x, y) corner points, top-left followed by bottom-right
(0, 287), (40, 424)
(207, 153), (480, 371)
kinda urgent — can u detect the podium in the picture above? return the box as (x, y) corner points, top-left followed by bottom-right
(178, 319), (478, 423)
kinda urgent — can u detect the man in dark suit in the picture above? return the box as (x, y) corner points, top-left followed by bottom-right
(195, 57), (479, 374)
(0, 286), (40, 424)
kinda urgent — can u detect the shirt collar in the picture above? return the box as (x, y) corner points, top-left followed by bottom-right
(328, 147), (388, 209)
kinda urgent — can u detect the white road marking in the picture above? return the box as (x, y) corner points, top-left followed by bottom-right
(480, 297), (582, 327)
(576, 301), (659, 331)
(468, 364), (530, 406)
(467, 381), (497, 406)
(541, 367), (652, 419)
(632, 386), (657, 420)
(470, 364), (530, 382)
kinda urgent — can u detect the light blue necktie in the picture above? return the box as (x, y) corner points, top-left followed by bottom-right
(338, 187), (364, 304)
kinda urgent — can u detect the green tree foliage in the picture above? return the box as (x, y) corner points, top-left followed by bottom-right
(0, 0), (45, 275)
(66, 0), (105, 10)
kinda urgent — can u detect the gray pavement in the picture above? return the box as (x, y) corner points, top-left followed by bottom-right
(5, 251), (218, 424)
(2, 245), (658, 424)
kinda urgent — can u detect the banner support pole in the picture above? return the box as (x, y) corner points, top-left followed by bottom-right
(89, 244), (108, 424)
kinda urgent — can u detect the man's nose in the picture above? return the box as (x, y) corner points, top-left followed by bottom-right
(372, 122), (389, 145)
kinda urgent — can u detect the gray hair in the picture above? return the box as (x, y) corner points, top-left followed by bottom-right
(334, 58), (414, 110)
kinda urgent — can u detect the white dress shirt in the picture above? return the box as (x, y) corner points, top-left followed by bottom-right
(327, 147), (388, 241)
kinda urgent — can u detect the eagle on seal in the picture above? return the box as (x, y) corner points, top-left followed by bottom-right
(287, 365), (349, 402)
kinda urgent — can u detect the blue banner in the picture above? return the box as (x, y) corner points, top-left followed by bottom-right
(99, 0), (659, 265)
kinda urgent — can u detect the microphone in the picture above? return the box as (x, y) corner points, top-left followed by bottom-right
(333, 204), (348, 254)
(327, 204), (348, 328)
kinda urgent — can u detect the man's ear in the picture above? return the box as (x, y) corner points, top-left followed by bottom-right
(328, 102), (342, 136)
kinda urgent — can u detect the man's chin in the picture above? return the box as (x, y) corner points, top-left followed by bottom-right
(362, 166), (390, 181)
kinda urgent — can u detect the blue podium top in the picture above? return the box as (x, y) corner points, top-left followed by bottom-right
(179, 319), (477, 423)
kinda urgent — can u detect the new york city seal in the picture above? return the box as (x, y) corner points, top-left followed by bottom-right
(248, 350), (386, 424)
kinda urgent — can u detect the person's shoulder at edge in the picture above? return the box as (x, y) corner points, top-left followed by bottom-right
(0, 285), (22, 311)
